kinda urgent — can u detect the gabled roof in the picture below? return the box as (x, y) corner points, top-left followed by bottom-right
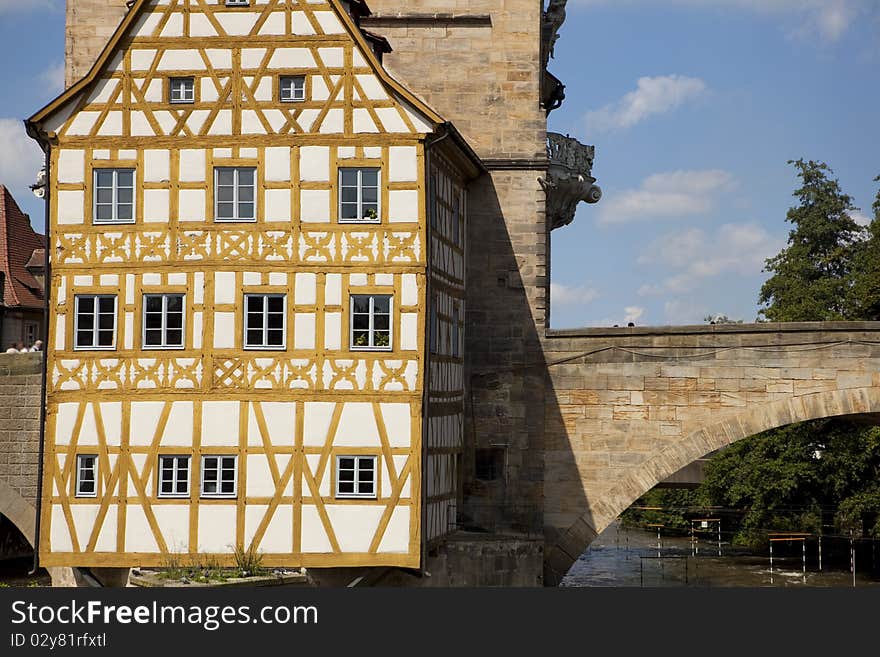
(0, 185), (45, 310)
(27, 0), (443, 137)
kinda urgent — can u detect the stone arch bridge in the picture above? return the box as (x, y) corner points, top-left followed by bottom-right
(540, 321), (880, 585)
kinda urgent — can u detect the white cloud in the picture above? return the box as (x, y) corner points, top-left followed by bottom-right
(624, 306), (645, 324)
(573, 0), (870, 43)
(0, 118), (45, 196)
(597, 169), (735, 225)
(550, 282), (600, 306)
(850, 209), (872, 227)
(637, 222), (784, 295)
(585, 75), (706, 134)
(40, 62), (65, 95)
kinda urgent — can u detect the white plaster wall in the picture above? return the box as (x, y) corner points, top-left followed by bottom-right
(300, 505), (333, 553)
(214, 271), (236, 304)
(388, 190), (419, 223)
(325, 274), (341, 305)
(325, 505), (384, 552)
(213, 312), (235, 349)
(143, 150), (170, 182)
(294, 314), (316, 350)
(356, 74), (387, 101)
(353, 109), (378, 133)
(64, 111), (98, 136)
(324, 313), (341, 350)
(265, 147), (290, 183)
(126, 506), (160, 552)
(197, 506), (237, 553)
(179, 149), (206, 181)
(375, 108), (409, 134)
(143, 189), (170, 223)
(162, 401), (194, 446)
(178, 189), (205, 222)
(130, 49), (156, 71)
(245, 456), (275, 497)
(380, 403), (411, 447)
(100, 402), (122, 444)
(201, 400), (240, 446)
(318, 109), (343, 134)
(400, 313), (418, 351)
(318, 47), (343, 67)
(94, 506), (117, 552)
(377, 506), (410, 553)
(129, 401), (165, 446)
(58, 150), (85, 184)
(300, 146), (329, 182)
(158, 49), (206, 71)
(335, 403), (379, 446)
(389, 146), (418, 182)
(57, 190), (84, 224)
(264, 189), (291, 221)
(215, 12), (259, 36)
(303, 402), (335, 446)
(300, 189), (329, 222)
(268, 48), (316, 69)
(50, 506), (73, 552)
(153, 505), (190, 554)
(77, 403), (99, 446)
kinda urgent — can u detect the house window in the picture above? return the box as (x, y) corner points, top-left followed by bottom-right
(451, 303), (460, 358)
(280, 75), (305, 102)
(336, 455), (377, 498)
(339, 168), (380, 222)
(350, 294), (391, 350)
(201, 455), (237, 498)
(74, 295), (117, 350)
(225, 0), (249, 5)
(76, 454), (97, 497)
(143, 294), (184, 349)
(475, 448), (505, 481)
(24, 321), (39, 345)
(214, 167), (256, 222)
(93, 169), (135, 223)
(158, 455), (190, 498)
(169, 77), (194, 103)
(244, 294), (286, 349)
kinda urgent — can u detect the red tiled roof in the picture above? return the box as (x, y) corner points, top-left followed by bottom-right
(0, 185), (46, 310)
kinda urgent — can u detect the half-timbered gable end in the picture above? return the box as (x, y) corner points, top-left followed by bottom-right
(28, 0), (481, 571)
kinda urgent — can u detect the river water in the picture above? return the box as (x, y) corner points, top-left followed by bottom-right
(562, 521), (880, 587)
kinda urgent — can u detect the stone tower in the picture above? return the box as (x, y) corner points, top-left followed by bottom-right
(63, 0), (599, 580)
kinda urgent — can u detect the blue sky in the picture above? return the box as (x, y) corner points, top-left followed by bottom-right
(0, 1), (878, 328)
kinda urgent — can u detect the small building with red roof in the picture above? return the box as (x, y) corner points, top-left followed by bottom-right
(0, 185), (45, 350)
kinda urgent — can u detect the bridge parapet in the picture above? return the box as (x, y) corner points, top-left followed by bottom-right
(539, 321), (880, 584)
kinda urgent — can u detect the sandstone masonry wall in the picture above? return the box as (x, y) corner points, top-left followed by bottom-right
(0, 352), (43, 506)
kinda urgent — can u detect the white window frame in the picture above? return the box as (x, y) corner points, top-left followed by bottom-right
(157, 455), (190, 498)
(214, 167), (257, 222)
(75, 454), (98, 498)
(142, 293), (185, 350)
(225, 0), (249, 5)
(93, 168), (135, 224)
(335, 455), (377, 499)
(243, 293), (287, 350)
(350, 294), (392, 351)
(169, 77), (195, 104)
(338, 167), (381, 223)
(200, 455), (238, 498)
(280, 75), (306, 102)
(74, 295), (117, 351)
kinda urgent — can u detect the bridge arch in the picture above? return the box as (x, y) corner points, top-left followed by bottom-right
(0, 479), (37, 548)
(544, 386), (880, 585)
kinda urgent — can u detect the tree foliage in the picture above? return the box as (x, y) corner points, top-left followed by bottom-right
(759, 159), (864, 321)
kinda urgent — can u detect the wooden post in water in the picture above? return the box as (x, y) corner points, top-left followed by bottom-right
(802, 541), (806, 584)
(818, 535), (822, 572)
(851, 534), (856, 588)
(769, 541), (774, 585)
(690, 521), (695, 557)
(717, 519), (722, 557)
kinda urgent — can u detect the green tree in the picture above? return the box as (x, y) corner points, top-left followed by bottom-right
(759, 159), (864, 321)
(847, 175), (880, 319)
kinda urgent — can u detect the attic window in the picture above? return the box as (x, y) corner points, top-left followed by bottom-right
(169, 77), (194, 104)
(225, 0), (249, 6)
(280, 76), (306, 102)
